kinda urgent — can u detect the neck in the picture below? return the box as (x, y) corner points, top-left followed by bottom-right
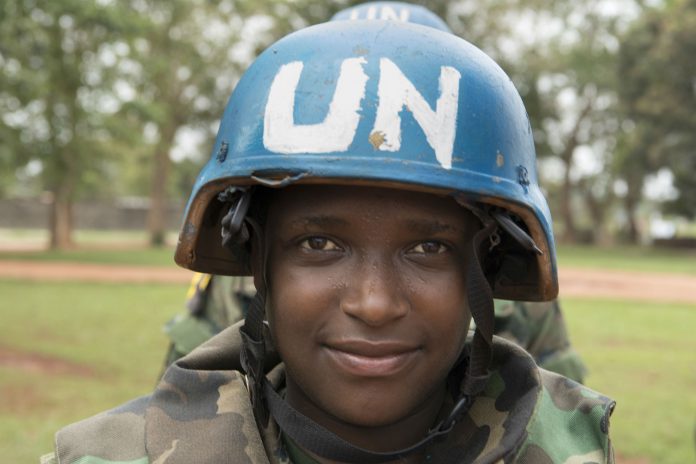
(284, 378), (447, 464)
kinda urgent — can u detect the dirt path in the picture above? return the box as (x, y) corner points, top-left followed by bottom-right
(558, 267), (696, 304)
(0, 259), (192, 284)
(2, 259), (696, 304)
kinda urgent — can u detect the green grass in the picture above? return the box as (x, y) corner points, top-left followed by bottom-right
(0, 227), (179, 245)
(0, 245), (177, 267)
(557, 244), (696, 275)
(562, 297), (696, 464)
(0, 228), (178, 266)
(0, 279), (187, 463)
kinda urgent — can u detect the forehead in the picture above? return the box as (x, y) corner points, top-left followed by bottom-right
(265, 184), (476, 230)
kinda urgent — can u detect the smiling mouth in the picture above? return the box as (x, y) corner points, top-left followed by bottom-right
(323, 342), (421, 377)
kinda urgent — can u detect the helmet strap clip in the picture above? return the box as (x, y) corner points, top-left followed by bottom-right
(219, 187), (253, 248)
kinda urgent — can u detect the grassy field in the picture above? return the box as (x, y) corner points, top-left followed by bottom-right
(0, 228), (178, 266)
(1, 235), (695, 462)
(562, 297), (696, 463)
(0, 244), (177, 267)
(0, 280), (185, 462)
(557, 245), (696, 275)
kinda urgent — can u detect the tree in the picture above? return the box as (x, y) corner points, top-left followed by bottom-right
(0, 0), (135, 248)
(3, 0), (660, 247)
(114, 1), (240, 246)
(443, 0), (635, 243)
(1, 0), (365, 247)
(618, 0), (696, 221)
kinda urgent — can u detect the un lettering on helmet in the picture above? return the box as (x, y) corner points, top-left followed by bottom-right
(263, 57), (460, 169)
(349, 4), (410, 21)
(330, 2), (452, 33)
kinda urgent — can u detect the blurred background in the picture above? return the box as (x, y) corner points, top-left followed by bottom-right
(0, 0), (694, 462)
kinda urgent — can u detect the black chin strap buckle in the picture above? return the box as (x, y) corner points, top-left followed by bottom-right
(438, 395), (471, 433)
(219, 187), (252, 248)
(240, 324), (269, 427)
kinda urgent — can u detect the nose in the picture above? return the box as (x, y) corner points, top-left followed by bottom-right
(339, 255), (410, 326)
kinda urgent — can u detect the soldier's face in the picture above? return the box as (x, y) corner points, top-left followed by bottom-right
(262, 185), (474, 438)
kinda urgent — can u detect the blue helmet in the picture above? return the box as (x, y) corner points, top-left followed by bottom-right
(330, 1), (451, 33)
(175, 20), (557, 302)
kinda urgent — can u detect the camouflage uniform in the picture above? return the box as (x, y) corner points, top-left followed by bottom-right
(43, 321), (615, 464)
(164, 276), (588, 383)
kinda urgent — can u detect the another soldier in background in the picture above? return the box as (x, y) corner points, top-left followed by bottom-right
(494, 299), (587, 382)
(160, 273), (254, 371)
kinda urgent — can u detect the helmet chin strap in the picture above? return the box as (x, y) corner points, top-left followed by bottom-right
(223, 192), (500, 463)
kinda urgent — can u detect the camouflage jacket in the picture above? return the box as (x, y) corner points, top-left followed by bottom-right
(45, 322), (615, 464)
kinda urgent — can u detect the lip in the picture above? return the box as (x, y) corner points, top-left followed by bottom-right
(323, 340), (421, 377)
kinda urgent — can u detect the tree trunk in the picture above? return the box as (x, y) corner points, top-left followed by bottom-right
(49, 190), (74, 249)
(581, 181), (612, 246)
(559, 98), (594, 243)
(624, 186), (641, 244)
(48, 159), (78, 249)
(560, 157), (577, 243)
(147, 125), (177, 247)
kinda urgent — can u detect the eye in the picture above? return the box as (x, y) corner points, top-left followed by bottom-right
(409, 240), (448, 255)
(299, 236), (341, 251)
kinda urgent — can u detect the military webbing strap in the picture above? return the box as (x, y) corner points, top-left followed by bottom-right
(462, 222), (496, 397)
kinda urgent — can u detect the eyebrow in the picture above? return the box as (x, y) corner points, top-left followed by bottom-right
(403, 219), (463, 235)
(289, 215), (350, 229)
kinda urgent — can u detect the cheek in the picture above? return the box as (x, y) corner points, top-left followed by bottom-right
(266, 264), (338, 343)
(408, 271), (470, 346)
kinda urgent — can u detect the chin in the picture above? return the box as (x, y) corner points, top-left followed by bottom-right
(325, 396), (416, 429)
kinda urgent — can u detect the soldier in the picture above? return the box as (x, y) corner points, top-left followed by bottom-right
(44, 14), (615, 464)
(161, 1), (588, 384)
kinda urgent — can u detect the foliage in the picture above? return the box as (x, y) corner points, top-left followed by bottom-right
(114, 0), (248, 244)
(461, 1), (635, 243)
(0, 0), (145, 247)
(0, 0), (692, 246)
(617, 0), (696, 220)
